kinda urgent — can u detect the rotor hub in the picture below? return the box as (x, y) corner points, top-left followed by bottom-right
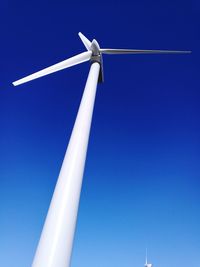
(90, 39), (101, 64)
(91, 39), (101, 56)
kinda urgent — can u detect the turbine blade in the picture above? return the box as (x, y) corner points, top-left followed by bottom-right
(13, 51), (92, 86)
(100, 49), (191, 54)
(78, 32), (92, 51)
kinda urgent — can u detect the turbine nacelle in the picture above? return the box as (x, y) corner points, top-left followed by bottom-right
(90, 39), (104, 83)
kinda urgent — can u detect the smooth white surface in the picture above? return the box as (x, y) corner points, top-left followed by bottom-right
(13, 51), (92, 86)
(32, 62), (100, 267)
(78, 32), (92, 51)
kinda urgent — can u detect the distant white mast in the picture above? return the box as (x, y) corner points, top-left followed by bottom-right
(145, 248), (148, 266)
(144, 249), (152, 267)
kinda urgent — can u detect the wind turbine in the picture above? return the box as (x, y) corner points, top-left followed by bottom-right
(145, 249), (153, 267)
(12, 32), (190, 267)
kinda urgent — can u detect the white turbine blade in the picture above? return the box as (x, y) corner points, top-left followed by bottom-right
(78, 32), (92, 51)
(100, 48), (191, 54)
(12, 51), (92, 86)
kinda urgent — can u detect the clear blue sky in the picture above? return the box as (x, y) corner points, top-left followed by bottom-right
(0, 0), (199, 267)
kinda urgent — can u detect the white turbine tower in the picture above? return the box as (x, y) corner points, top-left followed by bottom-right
(12, 33), (190, 267)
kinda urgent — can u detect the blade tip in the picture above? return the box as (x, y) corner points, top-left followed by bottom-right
(181, 50), (192, 54)
(12, 80), (23, 86)
(12, 81), (18, 86)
